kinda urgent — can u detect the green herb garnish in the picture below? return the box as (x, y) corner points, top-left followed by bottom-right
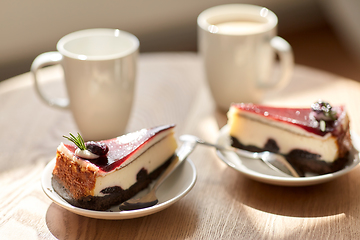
(63, 133), (86, 150)
(311, 100), (337, 121)
(320, 120), (326, 132)
(311, 100), (338, 132)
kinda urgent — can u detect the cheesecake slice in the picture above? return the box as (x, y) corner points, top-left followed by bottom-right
(227, 101), (352, 176)
(52, 125), (178, 211)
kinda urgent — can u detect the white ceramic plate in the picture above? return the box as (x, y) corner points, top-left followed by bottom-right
(216, 125), (360, 186)
(41, 157), (197, 220)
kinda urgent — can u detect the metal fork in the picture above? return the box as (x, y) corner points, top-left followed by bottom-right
(179, 134), (300, 178)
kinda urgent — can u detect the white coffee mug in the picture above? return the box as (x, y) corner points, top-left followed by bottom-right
(198, 4), (294, 111)
(31, 28), (139, 141)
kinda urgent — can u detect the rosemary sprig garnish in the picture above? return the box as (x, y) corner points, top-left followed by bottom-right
(311, 100), (338, 132)
(63, 132), (86, 150)
(319, 120), (326, 132)
(326, 109), (337, 121)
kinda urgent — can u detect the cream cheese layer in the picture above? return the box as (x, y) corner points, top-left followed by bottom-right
(228, 106), (339, 162)
(93, 133), (177, 196)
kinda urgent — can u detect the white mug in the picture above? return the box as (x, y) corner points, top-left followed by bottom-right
(31, 28), (139, 141)
(197, 4), (294, 111)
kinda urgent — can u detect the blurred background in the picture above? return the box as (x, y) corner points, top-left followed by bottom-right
(1, 0), (360, 82)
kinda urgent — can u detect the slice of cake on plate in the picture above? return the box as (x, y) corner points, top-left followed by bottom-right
(227, 101), (353, 176)
(52, 124), (178, 211)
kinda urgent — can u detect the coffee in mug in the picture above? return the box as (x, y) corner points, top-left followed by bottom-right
(197, 4), (294, 111)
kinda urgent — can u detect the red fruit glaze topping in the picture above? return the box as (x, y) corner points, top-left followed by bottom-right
(232, 103), (345, 136)
(64, 125), (175, 172)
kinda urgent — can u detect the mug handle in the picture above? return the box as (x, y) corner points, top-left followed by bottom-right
(31, 52), (69, 109)
(260, 36), (294, 90)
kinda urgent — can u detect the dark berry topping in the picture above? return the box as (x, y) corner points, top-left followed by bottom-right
(85, 141), (109, 156)
(88, 155), (108, 165)
(311, 100), (337, 122)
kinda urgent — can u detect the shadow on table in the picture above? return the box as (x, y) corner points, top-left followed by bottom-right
(221, 165), (360, 218)
(45, 201), (198, 239)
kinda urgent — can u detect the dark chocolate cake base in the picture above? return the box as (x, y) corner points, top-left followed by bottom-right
(52, 155), (174, 211)
(231, 137), (350, 177)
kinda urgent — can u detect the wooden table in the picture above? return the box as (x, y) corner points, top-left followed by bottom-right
(1, 52), (360, 239)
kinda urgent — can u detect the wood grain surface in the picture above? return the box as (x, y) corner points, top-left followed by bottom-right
(1, 52), (360, 239)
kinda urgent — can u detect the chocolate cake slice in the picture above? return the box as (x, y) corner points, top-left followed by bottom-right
(52, 125), (178, 211)
(227, 101), (352, 176)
